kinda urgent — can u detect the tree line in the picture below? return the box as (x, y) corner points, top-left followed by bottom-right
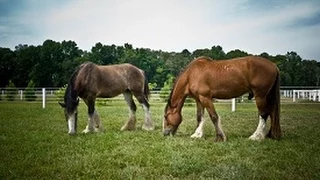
(1, 39), (319, 89)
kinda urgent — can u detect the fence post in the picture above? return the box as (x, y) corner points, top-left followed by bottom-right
(293, 90), (296, 102)
(231, 98), (236, 112)
(20, 90), (23, 100)
(42, 88), (46, 109)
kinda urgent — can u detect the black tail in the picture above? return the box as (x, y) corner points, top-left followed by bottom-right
(267, 71), (281, 139)
(143, 71), (150, 100)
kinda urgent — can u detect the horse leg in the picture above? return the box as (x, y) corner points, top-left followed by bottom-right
(191, 100), (205, 138)
(93, 110), (103, 132)
(133, 92), (154, 131)
(121, 91), (137, 131)
(199, 96), (226, 142)
(82, 98), (97, 133)
(249, 97), (269, 140)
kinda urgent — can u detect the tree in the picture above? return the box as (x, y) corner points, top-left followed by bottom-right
(226, 49), (249, 59)
(192, 48), (211, 58)
(90, 42), (118, 65)
(6, 80), (18, 101)
(300, 60), (320, 86)
(24, 80), (37, 101)
(0, 47), (15, 87)
(259, 52), (270, 59)
(59, 40), (83, 86)
(181, 49), (191, 57)
(14, 44), (40, 87)
(210, 45), (226, 59)
(285, 51), (303, 86)
(160, 74), (175, 101)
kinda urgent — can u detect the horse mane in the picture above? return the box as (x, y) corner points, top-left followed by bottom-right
(64, 62), (94, 113)
(165, 56), (213, 112)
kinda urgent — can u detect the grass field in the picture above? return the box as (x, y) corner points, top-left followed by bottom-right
(0, 101), (320, 179)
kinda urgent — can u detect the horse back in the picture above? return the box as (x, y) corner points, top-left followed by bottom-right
(75, 63), (145, 98)
(185, 56), (278, 99)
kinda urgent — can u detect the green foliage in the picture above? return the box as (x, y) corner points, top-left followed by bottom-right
(148, 83), (157, 90)
(160, 74), (175, 101)
(5, 80), (18, 101)
(55, 84), (67, 102)
(1, 40), (319, 88)
(226, 49), (249, 59)
(24, 80), (37, 101)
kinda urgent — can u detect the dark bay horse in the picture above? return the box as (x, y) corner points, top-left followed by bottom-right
(59, 62), (154, 135)
(163, 56), (281, 141)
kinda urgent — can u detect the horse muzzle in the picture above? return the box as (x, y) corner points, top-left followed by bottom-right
(163, 126), (177, 136)
(163, 128), (171, 136)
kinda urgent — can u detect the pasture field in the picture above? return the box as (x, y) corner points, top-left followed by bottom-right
(0, 101), (320, 179)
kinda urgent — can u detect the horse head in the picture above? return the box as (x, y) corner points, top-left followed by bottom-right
(163, 107), (182, 136)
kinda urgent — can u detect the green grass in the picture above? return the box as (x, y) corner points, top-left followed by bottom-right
(0, 101), (320, 179)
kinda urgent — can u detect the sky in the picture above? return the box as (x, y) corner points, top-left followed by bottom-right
(1, 0), (320, 60)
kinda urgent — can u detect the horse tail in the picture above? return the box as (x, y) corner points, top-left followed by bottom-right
(142, 70), (150, 100)
(268, 70), (281, 139)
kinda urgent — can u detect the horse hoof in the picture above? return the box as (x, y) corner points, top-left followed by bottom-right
(68, 132), (76, 136)
(214, 134), (227, 142)
(82, 128), (96, 134)
(82, 129), (90, 134)
(214, 137), (227, 142)
(190, 132), (203, 138)
(121, 125), (135, 131)
(142, 124), (155, 131)
(249, 134), (265, 141)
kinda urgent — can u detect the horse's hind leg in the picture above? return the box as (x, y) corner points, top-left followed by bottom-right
(199, 96), (226, 142)
(121, 91), (137, 131)
(93, 110), (103, 132)
(191, 100), (205, 138)
(133, 92), (154, 131)
(249, 97), (269, 140)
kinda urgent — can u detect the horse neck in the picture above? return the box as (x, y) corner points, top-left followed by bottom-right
(168, 77), (188, 113)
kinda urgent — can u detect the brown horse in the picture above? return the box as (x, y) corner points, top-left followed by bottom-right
(59, 62), (154, 135)
(163, 56), (281, 141)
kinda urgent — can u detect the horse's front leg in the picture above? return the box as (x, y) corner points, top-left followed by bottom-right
(200, 96), (226, 142)
(191, 100), (205, 138)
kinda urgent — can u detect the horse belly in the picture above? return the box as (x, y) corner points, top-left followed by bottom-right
(97, 89), (123, 98)
(211, 87), (249, 99)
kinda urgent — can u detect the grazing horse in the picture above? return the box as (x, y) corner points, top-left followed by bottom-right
(163, 56), (281, 141)
(59, 62), (154, 135)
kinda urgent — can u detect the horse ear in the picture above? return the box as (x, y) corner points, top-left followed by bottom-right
(58, 102), (66, 108)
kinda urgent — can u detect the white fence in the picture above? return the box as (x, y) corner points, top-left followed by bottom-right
(292, 90), (320, 102)
(281, 89), (320, 102)
(1, 87), (319, 110)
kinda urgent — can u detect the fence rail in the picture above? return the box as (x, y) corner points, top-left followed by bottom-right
(1, 87), (319, 110)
